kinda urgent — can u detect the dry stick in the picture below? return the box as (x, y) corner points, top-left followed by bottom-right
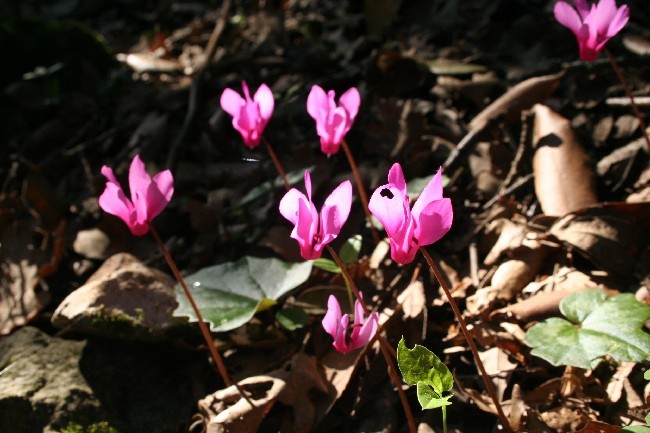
(419, 247), (513, 433)
(166, 0), (232, 169)
(341, 139), (380, 244)
(150, 226), (233, 387)
(605, 48), (650, 152)
(325, 245), (417, 433)
(262, 136), (290, 191)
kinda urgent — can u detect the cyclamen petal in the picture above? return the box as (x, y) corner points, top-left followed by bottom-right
(307, 85), (361, 155)
(279, 171), (352, 260)
(220, 81), (274, 148)
(98, 155), (173, 236)
(554, 0), (629, 62)
(369, 163), (453, 265)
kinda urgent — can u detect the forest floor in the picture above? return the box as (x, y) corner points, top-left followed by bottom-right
(0, 1), (649, 432)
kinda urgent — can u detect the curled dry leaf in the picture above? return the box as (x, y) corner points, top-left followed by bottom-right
(532, 104), (598, 216)
(491, 267), (617, 323)
(397, 280), (426, 319)
(491, 239), (550, 301)
(469, 72), (563, 131)
(483, 218), (528, 266)
(549, 202), (650, 275)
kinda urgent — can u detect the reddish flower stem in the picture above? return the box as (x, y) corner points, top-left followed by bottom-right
(605, 49), (650, 152)
(326, 245), (417, 433)
(419, 247), (513, 433)
(341, 139), (381, 244)
(262, 136), (290, 190)
(150, 226), (233, 387)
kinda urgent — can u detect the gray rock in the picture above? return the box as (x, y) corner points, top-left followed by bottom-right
(0, 326), (215, 433)
(52, 253), (184, 340)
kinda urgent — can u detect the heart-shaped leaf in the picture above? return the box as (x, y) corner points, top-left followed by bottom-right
(397, 337), (453, 405)
(525, 290), (650, 369)
(174, 257), (312, 332)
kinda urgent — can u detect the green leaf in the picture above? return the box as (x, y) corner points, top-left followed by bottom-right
(620, 427), (650, 433)
(313, 258), (341, 273)
(238, 167), (311, 207)
(417, 382), (453, 410)
(174, 257), (312, 332)
(645, 370), (650, 381)
(339, 235), (362, 264)
(397, 337), (453, 395)
(276, 307), (308, 331)
(525, 291), (650, 369)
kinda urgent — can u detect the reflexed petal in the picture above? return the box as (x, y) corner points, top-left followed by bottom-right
(607, 4), (629, 36)
(332, 313), (350, 353)
(554, 1), (583, 33)
(293, 196), (319, 260)
(574, 0), (591, 18)
(220, 88), (244, 118)
(413, 197), (453, 246)
(411, 169), (444, 219)
(147, 170), (174, 219)
(339, 87), (361, 123)
(319, 180), (352, 245)
(322, 295), (343, 337)
(350, 311), (378, 351)
(100, 165), (119, 185)
(592, 0), (618, 36)
(98, 182), (134, 228)
(307, 85), (328, 123)
(279, 188), (308, 225)
(254, 83), (275, 123)
(368, 184), (409, 239)
(387, 163), (407, 196)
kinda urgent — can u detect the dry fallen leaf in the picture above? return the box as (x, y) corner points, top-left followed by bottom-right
(532, 104), (598, 216)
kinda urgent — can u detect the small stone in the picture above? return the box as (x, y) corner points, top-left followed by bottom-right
(73, 228), (111, 260)
(52, 253), (182, 340)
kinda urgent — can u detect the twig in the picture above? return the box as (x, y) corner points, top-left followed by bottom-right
(341, 139), (380, 243)
(166, 0), (232, 169)
(605, 48), (650, 153)
(443, 127), (482, 170)
(150, 227), (233, 387)
(326, 245), (417, 433)
(420, 247), (513, 433)
(481, 173), (533, 210)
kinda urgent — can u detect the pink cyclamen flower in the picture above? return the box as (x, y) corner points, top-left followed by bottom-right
(322, 293), (378, 354)
(220, 81), (274, 148)
(306, 85), (360, 155)
(554, 0), (629, 61)
(98, 155), (174, 236)
(279, 171), (352, 260)
(368, 163), (453, 265)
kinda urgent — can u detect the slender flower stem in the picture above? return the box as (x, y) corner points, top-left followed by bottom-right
(419, 247), (513, 433)
(262, 136), (290, 190)
(150, 226), (233, 387)
(341, 139), (380, 244)
(326, 245), (417, 433)
(605, 49), (650, 152)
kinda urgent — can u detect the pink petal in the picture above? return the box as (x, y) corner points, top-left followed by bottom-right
(413, 197), (453, 246)
(387, 163), (407, 196)
(411, 169), (444, 219)
(332, 313), (350, 353)
(304, 170), (313, 202)
(100, 165), (119, 184)
(368, 183), (409, 240)
(607, 4), (629, 37)
(322, 295), (343, 337)
(98, 182), (134, 228)
(220, 88), (244, 118)
(254, 83), (275, 124)
(350, 311), (378, 351)
(339, 87), (361, 123)
(574, 0), (591, 18)
(279, 188), (308, 225)
(591, 0), (618, 36)
(293, 196), (319, 260)
(306, 85), (328, 124)
(146, 169), (174, 220)
(128, 155), (152, 227)
(319, 180), (352, 246)
(554, 1), (584, 34)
